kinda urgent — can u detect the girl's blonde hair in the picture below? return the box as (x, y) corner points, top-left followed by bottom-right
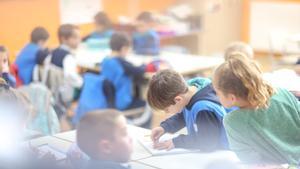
(214, 52), (274, 109)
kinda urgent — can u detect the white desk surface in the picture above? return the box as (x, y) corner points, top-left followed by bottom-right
(75, 48), (224, 76)
(264, 69), (300, 92)
(30, 125), (239, 169)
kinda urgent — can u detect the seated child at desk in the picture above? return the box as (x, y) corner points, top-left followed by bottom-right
(147, 69), (228, 151)
(213, 53), (300, 164)
(0, 46), (15, 87)
(15, 27), (49, 85)
(224, 41), (254, 60)
(77, 109), (133, 169)
(50, 24), (83, 97)
(102, 32), (147, 111)
(133, 11), (160, 55)
(83, 12), (114, 49)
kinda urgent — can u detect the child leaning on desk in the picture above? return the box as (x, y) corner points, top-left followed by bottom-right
(148, 69), (229, 151)
(213, 53), (300, 164)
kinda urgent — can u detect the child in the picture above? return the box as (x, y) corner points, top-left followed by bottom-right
(133, 11), (160, 55)
(77, 109), (133, 169)
(0, 46), (16, 87)
(147, 69), (228, 151)
(213, 53), (300, 164)
(50, 24), (83, 92)
(83, 12), (113, 43)
(101, 32), (146, 111)
(15, 26), (49, 85)
(224, 41), (254, 61)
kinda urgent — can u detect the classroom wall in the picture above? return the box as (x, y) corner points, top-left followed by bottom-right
(0, 0), (175, 61)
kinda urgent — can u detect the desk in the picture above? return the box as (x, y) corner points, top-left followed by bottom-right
(264, 69), (300, 92)
(75, 49), (224, 77)
(30, 125), (239, 169)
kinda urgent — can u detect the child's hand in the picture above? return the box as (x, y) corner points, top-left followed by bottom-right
(2, 62), (9, 73)
(151, 127), (165, 143)
(153, 139), (174, 151)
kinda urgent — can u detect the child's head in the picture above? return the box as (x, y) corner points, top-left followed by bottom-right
(224, 42), (254, 61)
(110, 32), (130, 57)
(30, 27), (49, 49)
(213, 53), (274, 109)
(94, 12), (112, 33)
(0, 46), (9, 74)
(147, 69), (189, 114)
(77, 109), (133, 162)
(58, 24), (81, 49)
(136, 11), (155, 33)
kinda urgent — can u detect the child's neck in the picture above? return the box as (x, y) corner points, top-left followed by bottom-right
(184, 86), (198, 106)
(111, 51), (124, 58)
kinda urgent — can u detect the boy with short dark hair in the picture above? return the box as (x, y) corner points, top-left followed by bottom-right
(147, 69), (228, 151)
(133, 11), (160, 55)
(101, 32), (146, 111)
(15, 26), (49, 85)
(50, 24), (83, 89)
(77, 109), (133, 169)
(0, 46), (16, 87)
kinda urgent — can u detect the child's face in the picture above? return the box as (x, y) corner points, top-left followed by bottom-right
(0, 52), (9, 73)
(109, 116), (133, 163)
(64, 29), (81, 50)
(213, 83), (236, 108)
(37, 40), (48, 49)
(95, 23), (104, 33)
(164, 95), (186, 114)
(136, 21), (149, 33)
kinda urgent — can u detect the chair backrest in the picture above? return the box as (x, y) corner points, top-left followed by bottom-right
(18, 83), (60, 135)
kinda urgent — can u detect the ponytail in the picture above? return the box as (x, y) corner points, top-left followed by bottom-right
(214, 53), (274, 109)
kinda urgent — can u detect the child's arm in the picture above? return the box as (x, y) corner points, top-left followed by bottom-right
(160, 112), (186, 134)
(1, 73), (16, 88)
(171, 110), (222, 150)
(119, 59), (146, 78)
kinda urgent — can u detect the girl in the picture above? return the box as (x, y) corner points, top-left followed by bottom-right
(213, 53), (300, 164)
(0, 46), (16, 87)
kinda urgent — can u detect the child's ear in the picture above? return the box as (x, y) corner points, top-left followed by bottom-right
(98, 139), (112, 154)
(228, 93), (237, 103)
(174, 96), (182, 104)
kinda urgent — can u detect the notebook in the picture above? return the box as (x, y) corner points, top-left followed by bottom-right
(138, 133), (198, 156)
(37, 144), (67, 161)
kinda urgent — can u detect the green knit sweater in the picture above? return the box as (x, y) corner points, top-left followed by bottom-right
(224, 88), (300, 164)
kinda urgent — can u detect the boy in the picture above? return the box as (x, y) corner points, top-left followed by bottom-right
(0, 46), (16, 87)
(224, 41), (254, 61)
(77, 109), (133, 169)
(50, 24), (83, 91)
(83, 12), (113, 43)
(102, 32), (146, 111)
(15, 26), (49, 85)
(133, 11), (160, 55)
(147, 69), (228, 151)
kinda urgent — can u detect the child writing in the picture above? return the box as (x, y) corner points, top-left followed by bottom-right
(0, 46), (16, 87)
(133, 11), (160, 55)
(77, 109), (133, 169)
(147, 69), (228, 151)
(213, 53), (300, 164)
(101, 32), (147, 111)
(15, 27), (49, 85)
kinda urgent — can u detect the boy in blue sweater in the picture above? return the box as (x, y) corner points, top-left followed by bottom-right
(133, 11), (160, 55)
(15, 27), (49, 85)
(147, 69), (228, 151)
(102, 32), (147, 111)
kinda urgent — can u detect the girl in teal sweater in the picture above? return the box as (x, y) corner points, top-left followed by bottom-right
(212, 53), (300, 164)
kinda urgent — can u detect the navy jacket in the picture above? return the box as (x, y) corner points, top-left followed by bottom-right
(1, 72), (16, 87)
(160, 84), (228, 151)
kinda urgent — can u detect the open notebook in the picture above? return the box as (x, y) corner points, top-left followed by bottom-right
(138, 133), (198, 156)
(37, 144), (67, 161)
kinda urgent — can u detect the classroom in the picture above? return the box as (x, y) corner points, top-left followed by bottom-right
(0, 0), (299, 168)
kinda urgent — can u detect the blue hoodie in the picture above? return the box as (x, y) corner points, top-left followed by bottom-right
(160, 78), (229, 151)
(133, 30), (160, 55)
